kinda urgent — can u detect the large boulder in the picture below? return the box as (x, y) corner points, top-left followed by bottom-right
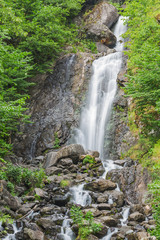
(84, 2), (119, 47)
(99, 216), (118, 227)
(44, 144), (85, 169)
(24, 228), (45, 240)
(84, 179), (116, 192)
(129, 212), (145, 222)
(0, 180), (21, 211)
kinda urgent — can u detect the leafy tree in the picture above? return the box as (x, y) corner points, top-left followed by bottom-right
(122, 0), (160, 139)
(0, 0), (86, 158)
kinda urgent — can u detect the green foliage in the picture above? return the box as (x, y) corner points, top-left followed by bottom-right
(60, 180), (70, 188)
(0, 163), (47, 194)
(148, 180), (160, 239)
(122, 0), (160, 139)
(0, 211), (14, 224)
(7, 181), (15, 195)
(83, 155), (95, 164)
(0, 0), (90, 160)
(70, 205), (102, 239)
(53, 132), (60, 149)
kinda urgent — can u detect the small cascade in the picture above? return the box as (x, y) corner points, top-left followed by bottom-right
(3, 222), (23, 240)
(58, 214), (75, 240)
(75, 16), (127, 159)
(121, 206), (130, 226)
(70, 184), (92, 207)
(102, 159), (122, 179)
(101, 228), (118, 240)
(60, 184), (92, 239)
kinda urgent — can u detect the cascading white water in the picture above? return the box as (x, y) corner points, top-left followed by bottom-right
(3, 222), (23, 240)
(75, 16), (127, 159)
(70, 183), (92, 206)
(60, 16), (128, 240)
(121, 206), (130, 226)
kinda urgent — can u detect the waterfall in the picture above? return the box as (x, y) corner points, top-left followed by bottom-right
(75, 16), (127, 159)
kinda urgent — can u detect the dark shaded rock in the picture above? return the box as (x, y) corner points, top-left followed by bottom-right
(97, 203), (111, 210)
(13, 51), (98, 160)
(94, 224), (108, 238)
(37, 216), (63, 232)
(114, 160), (127, 166)
(54, 194), (70, 206)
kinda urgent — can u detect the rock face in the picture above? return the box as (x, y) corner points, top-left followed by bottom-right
(13, 52), (96, 160)
(84, 2), (119, 47)
(106, 164), (150, 204)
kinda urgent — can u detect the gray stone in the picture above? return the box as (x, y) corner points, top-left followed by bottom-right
(44, 152), (57, 168)
(34, 188), (47, 198)
(84, 179), (117, 192)
(99, 216), (118, 227)
(58, 158), (73, 166)
(84, 2), (119, 47)
(129, 212), (145, 222)
(106, 190), (124, 207)
(24, 228), (44, 240)
(46, 166), (63, 175)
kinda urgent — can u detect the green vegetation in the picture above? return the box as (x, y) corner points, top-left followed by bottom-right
(122, 0), (160, 140)
(53, 132), (60, 149)
(0, 161), (47, 195)
(0, 211), (14, 224)
(83, 155), (95, 165)
(60, 179), (70, 188)
(70, 205), (102, 239)
(0, 0), (97, 159)
(120, 0), (160, 237)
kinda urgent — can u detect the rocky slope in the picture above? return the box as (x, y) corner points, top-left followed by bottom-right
(0, 144), (156, 240)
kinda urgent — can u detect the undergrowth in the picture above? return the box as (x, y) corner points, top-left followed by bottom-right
(0, 160), (47, 195)
(70, 205), (102, 239)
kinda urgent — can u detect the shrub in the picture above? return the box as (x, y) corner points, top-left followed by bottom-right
(0, 163), (47, 194)
(70, 205), (102, 239)
(83, 155), (95, 165)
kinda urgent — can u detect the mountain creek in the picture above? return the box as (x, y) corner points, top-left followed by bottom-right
(0, 1), (157, 240)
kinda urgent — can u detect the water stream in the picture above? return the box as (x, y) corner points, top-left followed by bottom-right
(60, 16), (128, 240)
